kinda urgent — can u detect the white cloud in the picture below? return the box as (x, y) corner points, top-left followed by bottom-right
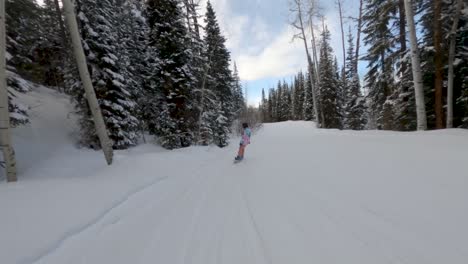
(237, 26), (307, 81)
(224, 15), (250, 51)
(201, 1), (311, 82)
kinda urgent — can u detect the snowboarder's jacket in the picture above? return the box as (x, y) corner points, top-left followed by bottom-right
(240, 127), (251, 146)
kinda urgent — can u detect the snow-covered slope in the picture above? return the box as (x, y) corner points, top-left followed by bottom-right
(1, 88), (468, 264)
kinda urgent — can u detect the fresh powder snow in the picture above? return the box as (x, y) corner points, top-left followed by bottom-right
(1, 88), (468, 264)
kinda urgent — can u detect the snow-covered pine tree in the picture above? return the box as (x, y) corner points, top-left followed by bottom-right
(362, 0), (396, 129)
(37, 0), (68, 89)
(290, 76), (298, 120)
(203, 1), (234, 146)
(181, 0), (206, 139)
(299, 71), (307, 120)
(389, 0), (416, 131)
(231, 62), (245, 119)
(303, 68), (315, 121)
(334, 57), (345, 129)
(453, 2), (468, 128)
(5, 0), (42, 83)
(118, 0), (153, 140)
(285, 81), (292, 120)
(318, 27), (340, 129)
(278, 81), (291, 121)
(4, 0), (45, 125)
(292, 71), (305, 120)
(71, 0), (139, 149)
(267, 89), (274, 122)
(275, 81), (283, 121)
(196, 86), (226, 146)
(343, 29), (366, 130)
(271, 87), (278, 122)
(146, 0), (195, 149)
(261, 88), (268, 122)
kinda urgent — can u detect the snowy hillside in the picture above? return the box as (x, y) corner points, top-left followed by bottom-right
(1, 89), (468, 264)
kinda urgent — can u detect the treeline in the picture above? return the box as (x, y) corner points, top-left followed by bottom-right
(262, 0), (467, 131)
(5, 0), (245, 149)
(260, 28), (366, 130)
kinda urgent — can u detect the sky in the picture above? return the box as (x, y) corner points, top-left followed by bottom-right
(200, 0), (365, 106)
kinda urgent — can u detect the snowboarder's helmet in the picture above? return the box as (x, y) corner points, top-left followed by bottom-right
(242, 123), (248, 128)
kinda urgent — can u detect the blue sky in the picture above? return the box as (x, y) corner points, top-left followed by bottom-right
(200, 0), (366, 106)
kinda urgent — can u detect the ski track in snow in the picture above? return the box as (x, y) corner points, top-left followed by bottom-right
(2, 91), (468, 264)
(24, 174), (169, 264)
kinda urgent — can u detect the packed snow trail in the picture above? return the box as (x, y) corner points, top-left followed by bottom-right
(1, 91), (468, 264)
(7, 124), (468, 263)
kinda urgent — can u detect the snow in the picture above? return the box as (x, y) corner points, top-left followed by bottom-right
(102, 56), (116, 65)
(453, 58), (462, 66)
(7, 71), (36, 92)
(462, 6), (468, 16)
(1, 89), (468, 264)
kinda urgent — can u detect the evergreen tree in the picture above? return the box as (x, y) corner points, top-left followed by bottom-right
(292, 71), (305, 120)
(318, 27), (340, 128)
(419, 0), (468, 128)
(181, 0), (206, 138)
(119, 0), (153, 138)
(267, 90), (274, 122)
(204, 1), (234, 146)
(72, 0), (139, 149)
(334, 57), (345, 128)
(271, 88), (278, 122)
(146, 0), (195, 149)
(391, 1), (415, 131)
(231, 63), (245, 118)
(275, 81), (284, 121)
(303, 69), (315, 121)
(362, 0), (396, 129)
(5, 0), (46, 126)
(278, 81), (289, 121)
(343, 30), (366, 130)
(261, 88), (268, 122)
(37, 0), (68, 89)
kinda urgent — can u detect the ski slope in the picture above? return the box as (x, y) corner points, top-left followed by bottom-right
(1, 89), (468, 264)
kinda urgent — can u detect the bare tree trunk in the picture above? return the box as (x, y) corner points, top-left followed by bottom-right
(398, 0), (407, 74)
(307, 0), (320, 81)
(189, 0), (201, 38)
(310, 23), (320, 82)
(0, 0), (17, 182)
(404, 0), (427, 130)
(62, 0), (113, 164)
(337, 0), (346, 83)
(54, 0), (68, 50)
(354, 0), (363, 75)
(183, 0), (193, 34)
(446, 0), (463, 128)
(293, 0), (320, 127)
(433, 0), (444, 128)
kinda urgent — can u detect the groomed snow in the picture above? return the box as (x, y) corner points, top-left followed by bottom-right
(1, 88), (468, 264)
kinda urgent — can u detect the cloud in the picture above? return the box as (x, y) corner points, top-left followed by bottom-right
(237, 26), (308, 81)
(224, 15), (250, 51)
(200, 0), (308, 81)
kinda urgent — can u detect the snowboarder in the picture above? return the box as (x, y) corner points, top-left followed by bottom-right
(235, 123), (251, 161)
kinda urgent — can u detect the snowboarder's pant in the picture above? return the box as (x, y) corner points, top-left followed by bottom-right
(238, 144), (246, 157)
